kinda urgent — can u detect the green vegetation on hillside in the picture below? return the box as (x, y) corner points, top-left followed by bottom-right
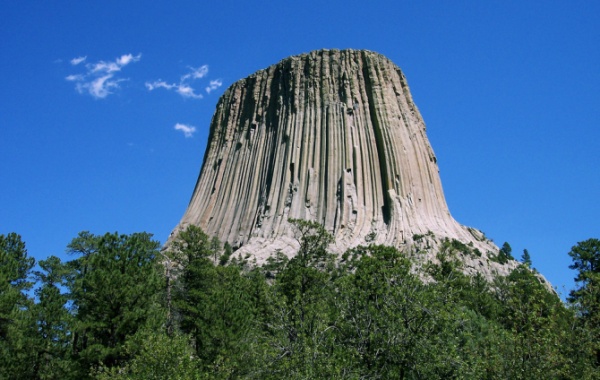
(0, 224), (598, 379)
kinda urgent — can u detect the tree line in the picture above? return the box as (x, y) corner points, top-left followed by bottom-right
(1, 220), (598, 379)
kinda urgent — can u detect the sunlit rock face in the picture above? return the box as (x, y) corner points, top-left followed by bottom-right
(171, 49), (516, 278)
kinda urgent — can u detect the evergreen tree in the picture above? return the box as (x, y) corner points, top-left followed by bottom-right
(219, 242), (233, 266)
(264, 219), (338, 377)
(32, 256), (77, 379)
(522, 248), (532, 267)
(94, 329), (200, 380)
(497, 242), (514, 264)
(335, 245), (466, 378)
(3, 224), (600, 378)
(495, 265), (569, 378)
(0, 233), (34, 338)
(65, 231), (163, 374)
(568, 238), (600, 367)
(171, 225), (259, 375)
(0, 233), (36, 379)
(209, 236), (221, 264)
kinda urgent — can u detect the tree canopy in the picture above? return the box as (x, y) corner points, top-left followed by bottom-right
(0, 227), (598, 379)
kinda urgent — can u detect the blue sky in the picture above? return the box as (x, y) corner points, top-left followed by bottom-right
(1, 1), (598, 295)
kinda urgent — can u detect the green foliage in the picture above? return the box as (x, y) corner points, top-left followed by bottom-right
(209, 236), (221, 264)
(2, 226), (599, 378)
(449, 238), (469, 253)
(336, 245), (431, 378)
(568, 238), (600, 367)
(169, 225), (212, 263)
(31, 256), (78, 379)
(219, 241), (233, 266)
(0, 233), (34, 336)
(437, 237), (483, 259)
(287, 218), (334, 267)
(465, 272), (502, 320)
(171, 225), (260, 376)
(94, 329), (201, 380)
(412, 230), (434, 242)
(489, 241), (515, 264)
(65, 231), (163, 373)
(260, 219), (338, 377)
(0, 233), (35, 290)
(494, 265), (572, 378)
(498, 241), (514, 263)
(569, 238), (600, 293)
(522, 248), (532, 266)
(0, 233), (37, 380)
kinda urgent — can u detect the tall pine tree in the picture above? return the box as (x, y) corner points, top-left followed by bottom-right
(65, 231), (163, 374)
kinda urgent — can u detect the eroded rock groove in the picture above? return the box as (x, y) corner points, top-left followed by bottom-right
(170, 49), (515, 278)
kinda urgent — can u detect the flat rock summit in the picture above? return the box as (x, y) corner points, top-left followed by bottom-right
(170, 49), (517, 278)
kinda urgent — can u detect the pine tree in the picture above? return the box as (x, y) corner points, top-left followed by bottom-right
(30, 256), (78, 379)
(170, 225), (258, 375)
(568, 238), (600, 367)
(65, 231), (163, 373)
(497, 242), (514, 264)
(521, 249), (532, 267)
(268, 219), (337, 377)
(0, 233), (34, 338)
(0, 233), (37, 380)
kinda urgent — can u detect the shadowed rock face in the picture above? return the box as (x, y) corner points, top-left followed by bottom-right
(171, 49), (515, 277)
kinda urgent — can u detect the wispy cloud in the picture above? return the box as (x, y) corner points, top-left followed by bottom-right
(66, 53), (141, 99)
(144, 80), (175, 91)
(146, 65), (220, 99)
(174, 123), (197, 138)
(70, 56), (87, 65)
(65, 74), (84, 81)
(182, 65), (208, 81)
(206, 79), (223, 94)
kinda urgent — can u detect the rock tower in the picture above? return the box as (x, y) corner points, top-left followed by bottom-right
(171, 49), (515, 277)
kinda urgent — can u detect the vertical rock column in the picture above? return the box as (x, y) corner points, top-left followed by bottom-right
(172, 49), (497, 264)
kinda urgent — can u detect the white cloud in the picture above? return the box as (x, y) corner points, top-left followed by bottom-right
(88, 75), (123, 98)
(145, 80), (175, 91)
(116, 53), (141, 66)
(174, 123), (197, 138)
(70, 56), (87, 65)
(146, 65), (218, 100)
(181, 65), (208, 81)
(90, 61), (120, 74)
(66, 53), (141, 99)
(176, 84), (203, 99)
(65, 74), (84, 81)
(145, 80), (202, 99)
(206, 79), (223, 94)
(89, 53), (140, 74)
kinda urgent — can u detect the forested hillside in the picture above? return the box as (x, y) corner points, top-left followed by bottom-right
(1, 222), (598, 379)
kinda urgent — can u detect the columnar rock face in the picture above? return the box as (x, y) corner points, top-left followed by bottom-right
(171, 49), (515, 277)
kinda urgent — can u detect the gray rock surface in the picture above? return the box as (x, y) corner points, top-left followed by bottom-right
(169, 49), (518, 279)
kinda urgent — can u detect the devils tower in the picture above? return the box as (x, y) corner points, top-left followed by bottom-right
(170, 49), (515, 277)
